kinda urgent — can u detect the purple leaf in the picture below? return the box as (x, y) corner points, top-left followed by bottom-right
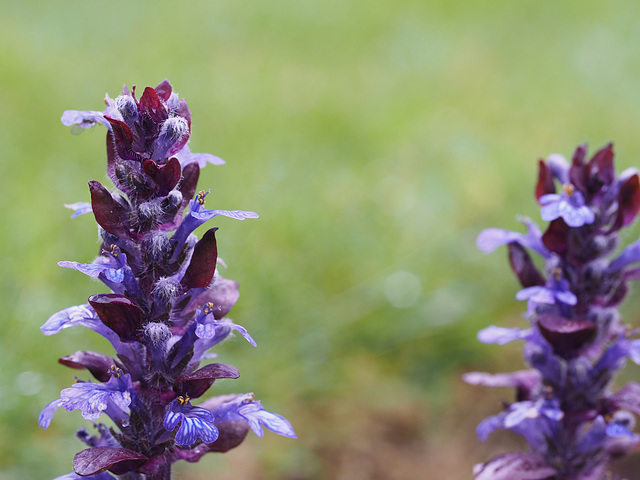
(181, 228), (218, 289)
(174, 363), (240, 398)
(508, 243), (545, 288)
(537, 314), (597, 356)
(613, 173), (640, 230)
(88, 294), (142, 342)
(89, 181), (132, 239)
(154, 79), (173, 101)
(74, 446), (147, 476)
(542, 218), (569, 255)
(139, 87), (168, 123)
(143, 158), (182, 196)
(58, 351), (115, 382)
(535, 159), (555, 201)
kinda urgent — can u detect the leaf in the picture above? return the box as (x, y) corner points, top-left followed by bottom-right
(181, 228), (218, 289)
(74, 446), (147, 476)
(174, 363), (240, 398)
(89, 294), (142, 342)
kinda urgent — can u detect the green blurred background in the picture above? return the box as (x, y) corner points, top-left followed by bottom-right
(4, 0), (640, 478)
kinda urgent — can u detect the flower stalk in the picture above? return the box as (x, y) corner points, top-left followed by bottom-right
(40, 80), (295, 480)
(466, 143), (640, 480)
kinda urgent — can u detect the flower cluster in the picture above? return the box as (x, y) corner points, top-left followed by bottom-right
(40, 80), (295, 480)
(465, 144), (640, 480)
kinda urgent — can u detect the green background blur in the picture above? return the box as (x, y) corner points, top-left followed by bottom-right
(4, 1), (640, 478)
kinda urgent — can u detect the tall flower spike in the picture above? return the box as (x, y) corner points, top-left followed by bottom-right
(41, 80), (294, 480)
(467, 143), (640, 479)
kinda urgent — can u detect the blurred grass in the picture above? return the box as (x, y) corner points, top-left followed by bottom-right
(4, 0), (640, 478)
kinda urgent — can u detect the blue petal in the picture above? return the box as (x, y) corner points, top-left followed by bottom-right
(41, 304), (96, 335)
(606, 423), (635, 438)
(228, 322), (257, 347)
(53, 472), (117, 480)
(504, 402), (537, 428)
(174, 143), (225, 168)
(39, 399), (63, 429)
(477, 326), (532, 345)
(516, 286), (555, 304)
(195, 321), (216, 339)
(64, 202), (93, 218)
(175, 415), (219, 445)
(189, 200), (259, 221)
(476, 412), (506, 441)
(163, 409), (182, 431)
(609, 240), (640, 272)
(61, 110), (110, 130)
(239, 403), (296, 438)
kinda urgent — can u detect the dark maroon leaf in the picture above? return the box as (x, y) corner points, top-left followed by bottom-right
(159, 162), (201, 232)
(89, 294), (142, 342)
(143, 158), (182, 196)
(89, 181), (132, 239)
(206, 420), (250, 453)
(542, 218), (569, 255)
(537, 314), (596, 357)
(181, 228), (218, 289)
(591, 142), (615, 186)
(612, 173), (640, 231)
(179, 163), (200, 208)
(139, 87), (168, 123)
(105, 116), (141, 161)
(59, 351), (115, 382)
(569, 143), (589, 193)
(175, 421), (249, 462)
(535, 159), (555, 201)
(174, 363), (240, 398)
(604, 282), (628, 307)
(197, 276), (240, 320)
(508, 243), (545, 288)
(154, 79), (172, 101)
(74, 446), (147, 476)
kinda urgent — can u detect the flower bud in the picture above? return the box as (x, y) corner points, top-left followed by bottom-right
(152, 277), (181, 305)
(143, 322), (172, 347)
(153, 117), (189, 161)
(115, 95), (138, 125)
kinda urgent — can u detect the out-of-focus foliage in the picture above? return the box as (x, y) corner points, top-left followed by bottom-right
(4, 0), (640, 478)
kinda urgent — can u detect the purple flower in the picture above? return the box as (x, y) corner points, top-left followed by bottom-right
(539, 184), (595, 227)
(205, 393), (297, 439)
(59, 245), (127, 283)
(476, 216), (549, 257)
(195, 303), (257, 346)
(515, 270), (577, 306)
(163, 396), (219, 446)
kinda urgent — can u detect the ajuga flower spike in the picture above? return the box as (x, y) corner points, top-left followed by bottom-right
(467, 144), (640, 480)
(40, 80), (295, 480)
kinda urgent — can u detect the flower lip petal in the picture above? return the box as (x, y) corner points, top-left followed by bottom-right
(477, 326), (532, 345)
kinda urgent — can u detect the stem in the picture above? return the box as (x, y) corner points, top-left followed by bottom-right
(146, 464), (171, 480)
